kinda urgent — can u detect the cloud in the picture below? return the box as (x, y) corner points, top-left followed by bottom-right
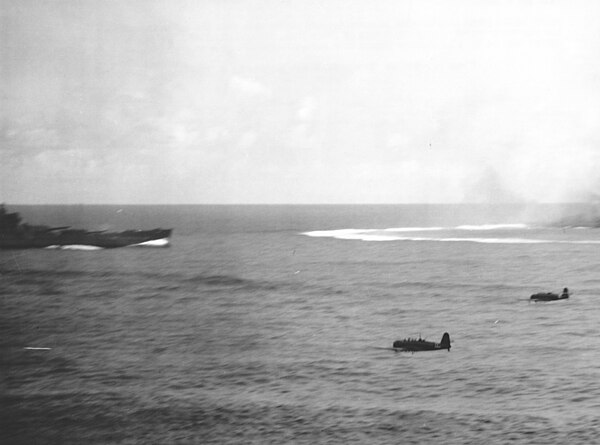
(2, 0), (600, 204)
(229, 76), (271, 98)
(297, 97), (317, 121)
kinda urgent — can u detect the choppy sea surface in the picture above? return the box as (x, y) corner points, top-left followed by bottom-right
(2, 204), (600, 444)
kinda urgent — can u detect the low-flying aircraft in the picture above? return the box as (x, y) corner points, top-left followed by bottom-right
(530, 287), (569, 302)
(391, 332), (451, 352)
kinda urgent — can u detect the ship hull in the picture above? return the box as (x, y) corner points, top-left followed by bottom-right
(0, 229), (172, 249)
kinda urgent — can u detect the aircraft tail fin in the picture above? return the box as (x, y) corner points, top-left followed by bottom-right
(441, 332), (451, 350)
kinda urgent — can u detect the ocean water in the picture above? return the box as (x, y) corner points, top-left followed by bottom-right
(2, 204), (600, 444)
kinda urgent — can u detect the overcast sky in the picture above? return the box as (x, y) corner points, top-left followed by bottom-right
(1, 0), (599, 204)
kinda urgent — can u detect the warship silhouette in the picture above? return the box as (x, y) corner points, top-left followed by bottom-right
(0, 205), (171, 249)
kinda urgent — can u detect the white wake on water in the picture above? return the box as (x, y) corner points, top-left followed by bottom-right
(43, 238), (170, 250)
(131, 238), (170, 247)
(302, 225), (600, 244)
(384, 224), (529, 232)
(45, 245), (104, 250)
(454, 223), (530, 231)
(383, 227), (446, 232)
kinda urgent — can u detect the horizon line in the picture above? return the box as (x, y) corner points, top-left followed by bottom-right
(3, 202), (596, 206)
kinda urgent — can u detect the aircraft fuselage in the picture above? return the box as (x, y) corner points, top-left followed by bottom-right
(392, 332), (451, 352)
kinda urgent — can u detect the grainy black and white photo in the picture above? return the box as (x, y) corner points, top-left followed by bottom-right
(2, 0), (600, 443)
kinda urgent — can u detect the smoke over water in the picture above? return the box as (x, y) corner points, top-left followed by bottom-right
(551, 204), (600, 228)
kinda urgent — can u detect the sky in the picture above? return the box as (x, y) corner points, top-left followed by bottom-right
(1, 0), (600, 204)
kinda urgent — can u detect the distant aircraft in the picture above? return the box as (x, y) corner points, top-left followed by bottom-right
(392, 332), (451, 352)
(530, 287), (569, 302)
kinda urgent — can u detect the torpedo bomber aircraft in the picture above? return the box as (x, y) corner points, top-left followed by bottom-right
(391, 332), (451, 352)
(530, 287), (570, 302)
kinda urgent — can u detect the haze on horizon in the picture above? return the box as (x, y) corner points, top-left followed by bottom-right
(1, 0), (599, 205)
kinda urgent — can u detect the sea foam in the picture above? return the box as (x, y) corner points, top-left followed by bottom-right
(301, 227), (600, 244)
(44, 245), (104, 250)
(131, 238), (170, 247)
